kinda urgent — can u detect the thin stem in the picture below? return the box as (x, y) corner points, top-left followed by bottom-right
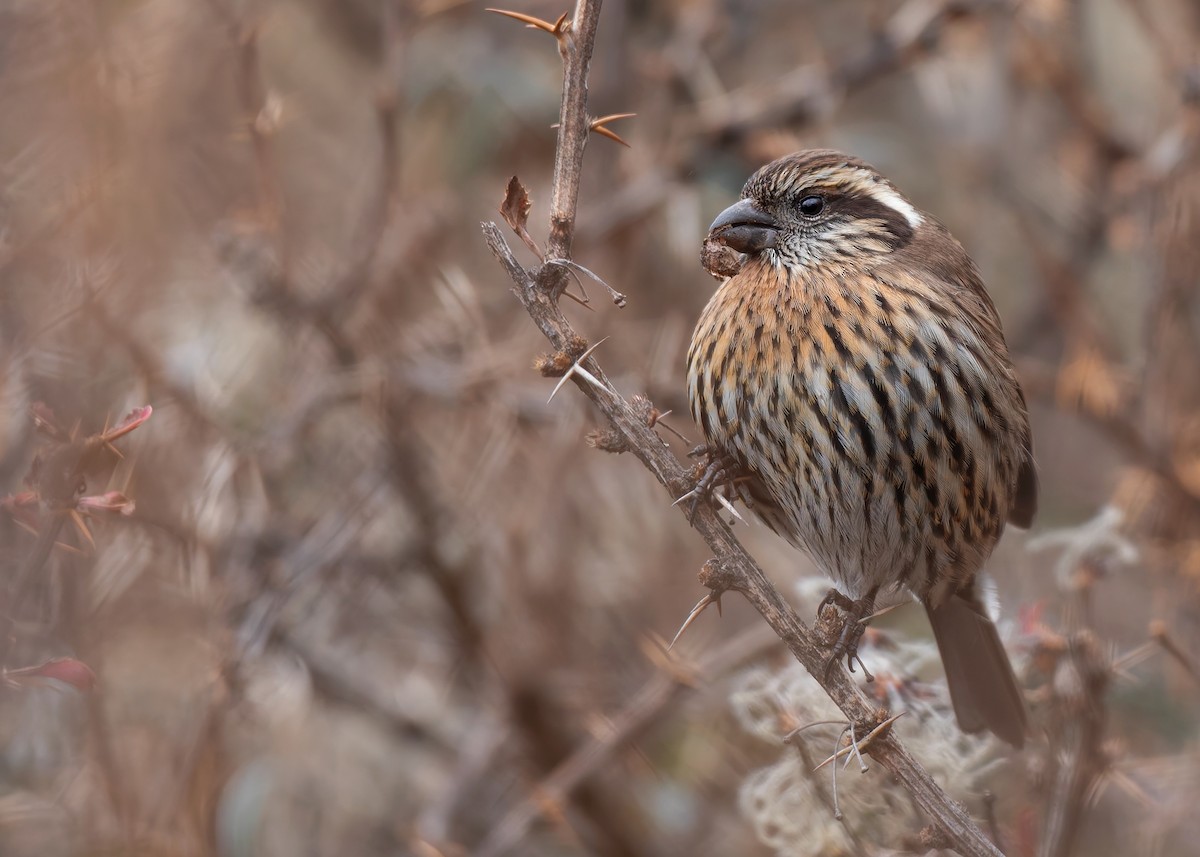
(545, 0), (602, 267)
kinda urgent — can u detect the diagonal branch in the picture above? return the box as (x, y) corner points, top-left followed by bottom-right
(482, 2), (1003, 855)
(485, 224), (1004, 857)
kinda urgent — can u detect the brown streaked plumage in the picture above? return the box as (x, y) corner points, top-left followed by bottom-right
(687, 150), (1036, 747)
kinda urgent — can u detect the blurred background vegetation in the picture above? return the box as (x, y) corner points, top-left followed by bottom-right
(1, 0), (1199, 855)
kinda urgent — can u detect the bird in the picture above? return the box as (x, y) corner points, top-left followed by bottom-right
(685, 149), (1036, 747)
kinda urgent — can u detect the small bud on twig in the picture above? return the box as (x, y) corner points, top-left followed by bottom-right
(534, 351), (574, 377)
(586, 427), (628, 453)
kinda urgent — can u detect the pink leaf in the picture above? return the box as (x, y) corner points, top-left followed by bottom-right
(77, 491), (135, 516)
(101, 405), (153, 442)
(5, 657), (96, 692)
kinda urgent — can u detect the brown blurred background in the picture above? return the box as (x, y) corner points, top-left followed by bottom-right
(1, 0), (1199, 855)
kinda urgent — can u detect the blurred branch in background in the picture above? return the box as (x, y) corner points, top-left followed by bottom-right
(0, 0), (1198, 856)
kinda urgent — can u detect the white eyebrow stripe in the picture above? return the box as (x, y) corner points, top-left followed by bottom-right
(777, 162), (925, 229)
(863, 182), (923, 229)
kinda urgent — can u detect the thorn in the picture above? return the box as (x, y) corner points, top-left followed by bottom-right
(668, 591), (722, 650)
(568, 364), (609, 393)
(714, 492), (746, 524)
(551, 113), (636, 148)
(547, 337), (613, 403)
(1151, 619), (1200, 686)
(814, 735), (854, 773)
(11, 519), (83, 555)
(1084, 770), (1110, 810)
(671, 488), (698, 508)
(647, 409), (691, 445)
(1111, 640), (1156, 673)
(862, 711), (905, 742)
(486, 8), (569, 36)
(1105, 766), (1155, 808)
(857, 602), (904, 625)
(812, 713), (905, 772)
(590, 112), (636, 147)
(68, 509), (95, 551)
(589, 126), (629, 147)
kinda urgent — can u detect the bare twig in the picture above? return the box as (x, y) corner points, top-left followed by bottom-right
(471, 625), (778, 857)
(697, 0), (1005, 143)
(481, 2), (1004, 855)
(544, 0), (601, 274)
(1039, 632), (1111, 857)
(323, 2), (405, 323)
(1150, 620), (1200, 688)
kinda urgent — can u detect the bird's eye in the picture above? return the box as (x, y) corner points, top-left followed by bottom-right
(798, 195), (825, 217)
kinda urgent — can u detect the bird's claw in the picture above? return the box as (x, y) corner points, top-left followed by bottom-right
(819, 588), (876, 682)
(679, 445), (742, 523)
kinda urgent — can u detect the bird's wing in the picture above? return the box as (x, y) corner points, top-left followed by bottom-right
(887, 220), (1038, 527)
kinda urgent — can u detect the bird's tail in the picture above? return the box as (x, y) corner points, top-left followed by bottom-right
(926, 594), (1028, 748)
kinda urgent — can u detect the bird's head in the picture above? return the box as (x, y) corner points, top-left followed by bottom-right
(705, 150), (924, 274)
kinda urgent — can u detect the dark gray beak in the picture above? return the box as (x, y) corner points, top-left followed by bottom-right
(708, 198), (779, 254)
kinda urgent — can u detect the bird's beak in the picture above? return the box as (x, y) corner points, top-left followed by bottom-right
(708, 198), (779, 254)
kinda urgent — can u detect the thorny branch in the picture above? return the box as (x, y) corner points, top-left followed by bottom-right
(545, 0), (601, 267)
(482, 2), (1004, 855)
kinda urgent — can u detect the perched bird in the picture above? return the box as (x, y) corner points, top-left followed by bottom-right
(686, 150), (1036, 747)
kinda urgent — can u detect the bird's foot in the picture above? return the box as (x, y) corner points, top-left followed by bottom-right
(819, 588), (877, 682)
(678, 444), (744, 523)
